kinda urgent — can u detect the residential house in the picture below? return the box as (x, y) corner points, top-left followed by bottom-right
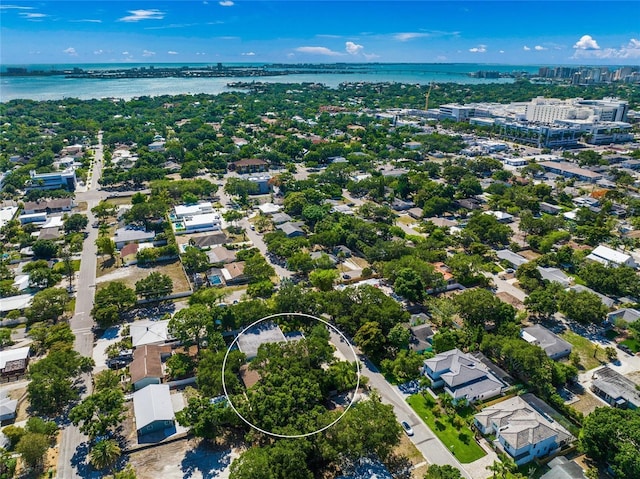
(391, 198), (413, 211)
(271, 212), (293, 225)
(456, 198), (482, 210)
(0, 346), (30, 377)
(120, 243), (140, 266)
(0, 205), (18, 229)
(37, 227), (61, 241)
(496, 250), (529, 269)
(130, 345), (169, 391)
(277, 222), (305, 238)
(18, 212), (47, 225)
(174, 202), (214, 218)
(190, 232), (228, 249)
(568, 285), (615, 308)
(206, 246), (237, 265)
(330, 204), (354, 215)
(0, 294), (33, 318)
(247, 175), (272, 195)
(539, 202), (562, 215)
(423, 349), (505, 404)
(333, 245), (352, 258)
(221, 261), (248, 285)
(0, 393), (18, 422)
(408, 207), (424, 220)
(114, 228), (156, 250)
(539, 456), (586, 479)
(586, 245), (637, 268)
(606, 308), (640, 326)
(230, 158), (268, 173)
(537, 160), (603, 182)
(130, 320), (172, 349)
(488, 211), (514, 223)
(133, 384), (175, 436)
(591, 366), (640, 409)
(236, 321), (287, 360)
(409, 324), (434, 353)
(147, 141), (166, 152)
(176, 213), (222, 235)
(431, 262), (457, 291)
(474, 394), (573, 465)
(520, 324), (573, 360)
(310, 251), (337, 265)
(537, 267), (571, 287)
(22, 198), (73, 215)
(257, 203), (281, 215)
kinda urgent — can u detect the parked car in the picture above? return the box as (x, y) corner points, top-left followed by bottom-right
(401, 421), (414, 436)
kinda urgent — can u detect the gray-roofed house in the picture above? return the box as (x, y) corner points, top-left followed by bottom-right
(423, 348), (505, 404)
(607, 308), (640, 326)
(391, 198), (413, 211)
(190, 232), (228, 249)
(277, 222), (305, 238)
(310, 251), (337, 265)
(568, 285), (615, 308)
(133, 384), (175, 436)
(539, 456), (586, 479)
(537, 267), (571, 287)
(271, 212), (293, 225)
(496, 250), (529, 269)
(206, 246), (237, 265)
(114, 228), (156, 250)
(409, 324), (434, 353)
(474, 394), (573, 465)
(237, 321), (287, 360)
(591, 366), (640, 409)
(520, 324), (572, 360)
(0, 393), (18, 422)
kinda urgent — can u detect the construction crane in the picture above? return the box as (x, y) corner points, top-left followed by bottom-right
(425, 82), (434, 111)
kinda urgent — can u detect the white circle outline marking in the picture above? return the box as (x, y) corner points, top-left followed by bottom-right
(221, 312), (361, 438)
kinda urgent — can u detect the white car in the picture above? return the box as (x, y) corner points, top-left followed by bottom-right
(401, 421), (414, 436)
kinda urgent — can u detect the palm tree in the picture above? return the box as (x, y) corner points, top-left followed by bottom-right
(89, 439), (121, 472)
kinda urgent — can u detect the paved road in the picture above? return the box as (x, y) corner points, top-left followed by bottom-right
(484, 272), (526, 303)
(57, 132), (106, 479)
(329, 330), (472, 479)
(240, 217), (292, 280)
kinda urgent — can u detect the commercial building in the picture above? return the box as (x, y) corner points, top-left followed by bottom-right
(537, 160), (603, 182)
(26, 169), (77, 191)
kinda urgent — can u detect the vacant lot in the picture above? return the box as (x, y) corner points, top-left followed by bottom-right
(570, 390), (606, 416)
(96, 260), (190, 294)
(561, 331), (605, 370)
(406, 394), (485, 464)
(128, 437), (240, 479)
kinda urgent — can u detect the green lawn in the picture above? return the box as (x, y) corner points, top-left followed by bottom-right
(406, 394), (486, 464)
(621, 336), (640, 353)
(560, 330), (604, 370)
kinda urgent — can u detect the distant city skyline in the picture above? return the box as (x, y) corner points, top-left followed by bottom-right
(1, 1), (639, 65)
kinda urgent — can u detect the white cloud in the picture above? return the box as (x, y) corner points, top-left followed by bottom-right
(219, 1), (234, 6)
(118, 9), (164, 22)
(394, 32), (428, 42)
(168, 51), (178, 55)
(122, 51), (129, 55)
(523, 45), (531, 51)
(142, 50), (156, 57)
(534, 45), (547, 51)
(1, 5), (34, 9)
(195, 52), (206, 55)
(94, 49), (104, 55)
(71, 19), (102, 23)
(499, 50), (505, 54)
(20, 12), (48, 19)
(241, 52), (256, 56)
(63, 47), (77, 56)
(295, 46), (342, 56)
(573, 38), (640, 59)
(363, 53), (380, 61)
(573, 35), (600, 50)
(345, 41), (363, 55)
(469, 45), (487, 53)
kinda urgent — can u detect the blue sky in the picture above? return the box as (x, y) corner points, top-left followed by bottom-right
(1, 1), (639, 65)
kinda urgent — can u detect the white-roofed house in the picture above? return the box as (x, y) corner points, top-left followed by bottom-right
(133, 384), (175, 436)
(586, 245), (636, 268)
(0, 294), (33, 317)
(474, 394), (573, 465)
(496, 250), (529, 269)
(423, 348), (506, 405)
(130, 320), (172, 349)
(0, 392), (18, 422)
(0, 346), (31, 377)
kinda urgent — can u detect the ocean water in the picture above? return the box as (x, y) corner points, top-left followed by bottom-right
(0, 63), (540, 102)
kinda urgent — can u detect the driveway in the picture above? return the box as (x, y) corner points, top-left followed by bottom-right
(329, 330), (473, 479)
(239, 218), (292, 280)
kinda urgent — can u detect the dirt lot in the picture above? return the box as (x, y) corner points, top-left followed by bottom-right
(96, 260), (191, 294)
(393, 434), (428, 478)
(570, 390), (607, 416)
(128, 436), (241, 479)
(519, 250), (541, 261)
